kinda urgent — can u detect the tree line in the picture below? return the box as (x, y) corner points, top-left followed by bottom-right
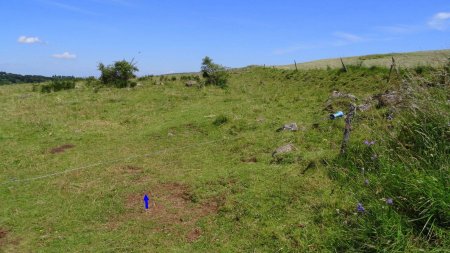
(0, 72), (75, 85)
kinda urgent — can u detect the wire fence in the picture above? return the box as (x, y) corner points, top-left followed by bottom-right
(0, 136), (242, 186)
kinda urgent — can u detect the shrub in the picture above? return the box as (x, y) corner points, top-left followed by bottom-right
(201, 56), (229, 88)
(137, 75), (154, 81)
(180, 75), (201, 82)
(40, 77), (76, 93)
(84, 76), (99, 86)
(98, 60), (138, 88)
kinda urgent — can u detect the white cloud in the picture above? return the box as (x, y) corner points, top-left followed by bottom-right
(52, 52), (77, 59)
(428, 12), (450, 30)
(18, 36), (41, 44)
(333, 32), (364, 43)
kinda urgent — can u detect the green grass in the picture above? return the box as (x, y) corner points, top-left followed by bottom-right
(0, 63), (448, 252)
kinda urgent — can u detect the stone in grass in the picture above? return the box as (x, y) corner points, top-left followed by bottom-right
(276, 123), (299, 132)
(330, 91), (358, 101)
(357, 104), (371, 111)
(185, 80), (198, 87)
(374, 91), (402, 107)
(272, 144), (295, 157)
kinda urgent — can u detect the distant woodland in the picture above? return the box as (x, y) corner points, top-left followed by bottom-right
(0, 72), (75, 85)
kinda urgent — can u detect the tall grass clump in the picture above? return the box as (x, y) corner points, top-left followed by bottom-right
(330, 66), (449, 252)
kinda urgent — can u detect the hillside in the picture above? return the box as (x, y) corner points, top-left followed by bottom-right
(277, 49), (450, 70)
(0, 59), (448, 252)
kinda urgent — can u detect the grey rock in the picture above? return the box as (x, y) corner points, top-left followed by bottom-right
(185, 80), (198, 87)
(277, 123), (298, 132)
(357, 103), (372, 112)
(331, 91), (357, 101)
(272, 144), (295, 157)
(375, 91), (402, 107)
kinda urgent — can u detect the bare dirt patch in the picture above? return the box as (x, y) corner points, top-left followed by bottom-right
(126, 183), (219, 223)
(50, 144), (75, 154)
(241, 156), (257, 163)
(0, 228), (7, 239)
(0, 228), (9, 247)
(120, 182), (221, 242)
(187, 227), (202, 242)
(120, 165), (143, 174)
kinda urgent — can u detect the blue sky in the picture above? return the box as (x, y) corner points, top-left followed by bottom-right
(1, 0), (449, 76)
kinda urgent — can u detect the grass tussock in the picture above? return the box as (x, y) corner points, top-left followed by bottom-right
(330, 66), (449, 252)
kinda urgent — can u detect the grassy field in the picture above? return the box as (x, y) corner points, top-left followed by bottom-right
(278, 49), (450, 70)
(0, 57), (449, 252)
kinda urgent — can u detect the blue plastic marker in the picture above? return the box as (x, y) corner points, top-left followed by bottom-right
(143, 195), (149, 209)
(330, 111), (344, 120)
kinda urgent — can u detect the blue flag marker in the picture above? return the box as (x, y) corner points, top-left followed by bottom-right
(143, 195), (149, 209)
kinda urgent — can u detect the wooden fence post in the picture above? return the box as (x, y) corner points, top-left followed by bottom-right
(387, 57), (399, 83)
(340, 104), (356, 154)
(340, 58), (348, 72)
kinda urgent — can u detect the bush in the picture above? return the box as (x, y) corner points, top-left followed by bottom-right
(180, 75), (201, 82)
(40, 77), (76, 93)
(98, 60), (138, 88)
(201, 56), (229, 88)
(137, 75), (153, 81)
(84, 76), (99, 86)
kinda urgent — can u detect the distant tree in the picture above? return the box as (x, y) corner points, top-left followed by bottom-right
(201, 56), (229, 88)
(98, 60), (139, 88)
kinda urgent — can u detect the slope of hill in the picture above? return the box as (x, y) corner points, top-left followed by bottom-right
(0, 57), (448, 252)
(277, 49), (450, 70)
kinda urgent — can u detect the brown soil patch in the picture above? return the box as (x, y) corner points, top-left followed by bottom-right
(241, 157), (257, 163)
(120, 182), (221, 242)
(0, 228), (7, 239)
(0, 228), (8, 247)
(126, 183), (219, 224)
(50, 144), (75, 154)
(120, 165), (143, 173)
(187, 228), (202, 242)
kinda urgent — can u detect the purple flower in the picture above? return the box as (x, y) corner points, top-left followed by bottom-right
(357, 203), (365, 213)
(386, 198), (393, 205)
(364, 179), (370, 185)
(364, 140), (376, 146)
